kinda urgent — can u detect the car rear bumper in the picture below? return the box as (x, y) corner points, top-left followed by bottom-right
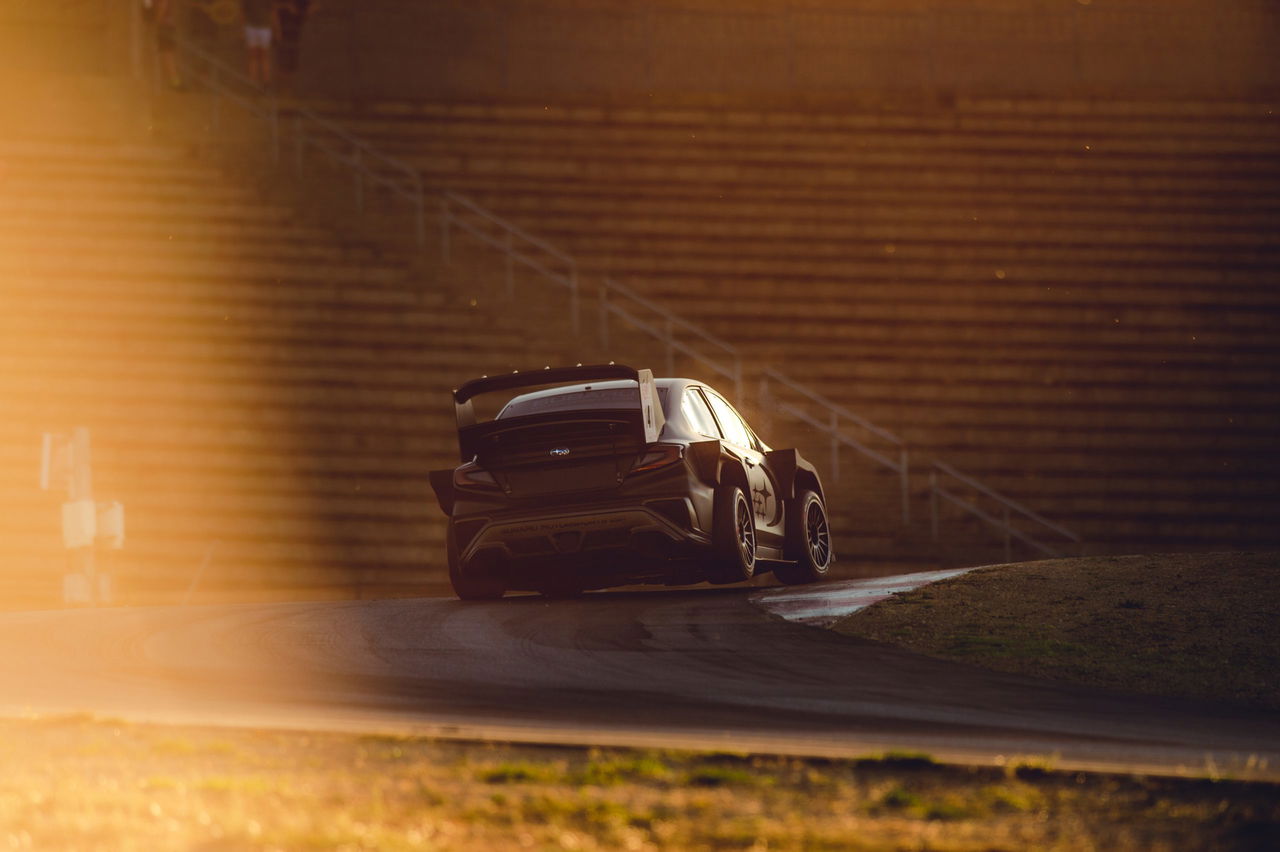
(456, 497), (709, 571)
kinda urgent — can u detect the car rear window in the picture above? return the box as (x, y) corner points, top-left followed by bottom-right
(499, 387), (669, 419)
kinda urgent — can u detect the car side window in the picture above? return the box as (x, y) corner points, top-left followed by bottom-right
(704, 390), (753, 449)
(682, 388), (721, 438)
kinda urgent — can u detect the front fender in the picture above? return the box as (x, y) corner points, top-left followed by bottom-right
(688, 440), (753, 493)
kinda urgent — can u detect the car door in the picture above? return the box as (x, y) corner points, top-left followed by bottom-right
(701, 388), (785, 545)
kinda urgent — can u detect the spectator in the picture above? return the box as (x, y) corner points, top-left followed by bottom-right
(185, 0), (220, 85)
(187, 0), (219, 53)
(274, 0), (314, 95)
(152, 0), (184, 90)
(241, 0), (275, 87)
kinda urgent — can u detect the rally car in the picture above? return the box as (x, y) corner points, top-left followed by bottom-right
(429, 364), (833, 599)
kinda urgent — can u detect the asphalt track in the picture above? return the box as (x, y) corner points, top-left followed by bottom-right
(1, 575), (1278, 780)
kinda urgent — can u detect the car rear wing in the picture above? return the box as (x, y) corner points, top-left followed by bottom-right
(451, 364), (666, 460)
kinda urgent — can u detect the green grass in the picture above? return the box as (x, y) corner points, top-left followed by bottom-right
(1, 716), (1277, 850)
(836, 552), (1280, 711)
(684, 764), (762, 787)
(478, 761), (564, 784)
(576, 752), (673, 786)
(944, 634), (1087, 660)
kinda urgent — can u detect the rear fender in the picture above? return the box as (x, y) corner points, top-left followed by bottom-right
(687, 440), (722, 485)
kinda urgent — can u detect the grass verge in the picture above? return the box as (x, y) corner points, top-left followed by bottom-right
(834, 552), (1280, 710)
(1, 716), (1278, 850)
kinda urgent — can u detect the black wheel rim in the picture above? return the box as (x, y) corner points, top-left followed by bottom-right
(806, 500), (831, 568)
(736, 494), (756, 564)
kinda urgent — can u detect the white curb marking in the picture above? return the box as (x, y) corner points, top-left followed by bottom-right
(752, 568), (975, 627)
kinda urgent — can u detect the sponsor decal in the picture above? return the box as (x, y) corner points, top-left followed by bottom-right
(753, 482), (772, 518)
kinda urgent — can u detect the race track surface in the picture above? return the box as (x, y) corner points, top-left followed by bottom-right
(2, 579), (1278, 779)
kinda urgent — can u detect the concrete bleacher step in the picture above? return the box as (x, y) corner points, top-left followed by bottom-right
(0, 148), (235, 185)
(634, 275), (1280, 308)
(340, 94), (1276, 124)
(346, 114), (1280, 163)
(549, 247), (1280, 285)
(622, 291), (1278, 332)
(326, 97), (1280, 152)
(0, 229), (396, 272)
(512, 211), (1278, 254)
(755, 354), (1280, 389)
(450, 172), (1280, 216)
(536, 233), (1278, 273)
(357, 127), (1280, 184)
(1, 180), (277, 217)
(685, 320), (1274, 358)
(416, 156), (1277, 200)
(3, 283), (444, 327)
(1, 208), (340, 246)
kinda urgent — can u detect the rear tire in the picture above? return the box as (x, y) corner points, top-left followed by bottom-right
(448, 526), (505, 601)
(707, 485), (756, 584)
(775, 489), (833, 585)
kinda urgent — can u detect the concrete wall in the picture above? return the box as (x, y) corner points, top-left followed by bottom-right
(293, 0), (1280, 102)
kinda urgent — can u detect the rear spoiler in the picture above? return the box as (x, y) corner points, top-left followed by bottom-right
(451, 364), (666, 460)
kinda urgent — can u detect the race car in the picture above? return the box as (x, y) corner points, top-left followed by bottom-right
(429, 364), (833, 599)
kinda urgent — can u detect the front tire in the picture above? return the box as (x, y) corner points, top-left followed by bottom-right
(707, 484), (756, 584)
(447, 526), (505, 601)
(775, 489), (833, 585)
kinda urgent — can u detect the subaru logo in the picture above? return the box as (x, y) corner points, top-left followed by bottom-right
(549, 447), (571, 457)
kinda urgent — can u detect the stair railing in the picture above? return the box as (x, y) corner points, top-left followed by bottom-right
(929, 459), (1081, 560)
(170, 35), (427, 247)
(599, 278), (742, 400)
(759, 368), (910, 525)
(439, 191), (580, 335)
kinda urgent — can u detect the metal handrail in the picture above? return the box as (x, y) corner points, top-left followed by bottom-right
(929, 459), (1081, 561)
(763, 368), (903, 448)
(439, 191), (580, 334)
(759, 368), (910, 524)
(171, 36), (427, 246)
(599, 278), (742, 398)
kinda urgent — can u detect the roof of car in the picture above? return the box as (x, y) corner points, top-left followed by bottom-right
(502, 377), (700, 408)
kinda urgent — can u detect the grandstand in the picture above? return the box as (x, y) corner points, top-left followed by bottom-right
(1, 0), (1277, 604)
(324, 97), (1280, 558)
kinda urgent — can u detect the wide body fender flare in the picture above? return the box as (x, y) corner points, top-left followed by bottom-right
(764, 447), (826, 502)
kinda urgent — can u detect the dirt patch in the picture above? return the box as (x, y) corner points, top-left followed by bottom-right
(1, 716), (1278, 851)
(834, 552), (1280, 711)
